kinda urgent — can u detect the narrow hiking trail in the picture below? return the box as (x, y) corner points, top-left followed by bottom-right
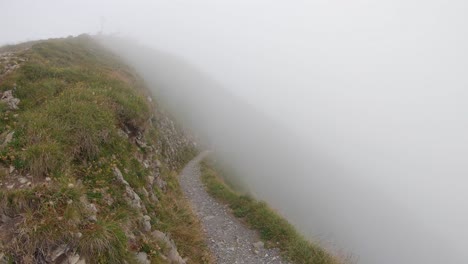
(179, 152), (288, 264)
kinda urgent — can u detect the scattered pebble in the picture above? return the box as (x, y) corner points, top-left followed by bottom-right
(179, 152), (285, 263)
(18, 177), (27, 184)
(253, 241), (265, 250)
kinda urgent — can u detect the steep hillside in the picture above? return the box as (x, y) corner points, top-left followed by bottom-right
(0, 35), (211, 263)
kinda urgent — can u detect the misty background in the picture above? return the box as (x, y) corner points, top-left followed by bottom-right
(2, 1), (468, 263)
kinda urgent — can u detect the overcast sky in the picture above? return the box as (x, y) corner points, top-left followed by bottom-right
(2, 1), (468, 263)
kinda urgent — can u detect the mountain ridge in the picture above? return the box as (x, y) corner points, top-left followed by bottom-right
(0, 35), (211, 263)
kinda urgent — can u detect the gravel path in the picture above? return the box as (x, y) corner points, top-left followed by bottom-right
(179, 152), (287, 264)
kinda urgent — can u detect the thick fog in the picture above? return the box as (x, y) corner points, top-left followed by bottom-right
(2, 1), (468, 263)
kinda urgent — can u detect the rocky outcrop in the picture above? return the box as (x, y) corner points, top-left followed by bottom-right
(151, 230), (187, 264)
(113, 167), (145, 211)
(86, 203), (98, 222)
(0, 131), (14, 148)
(47, 244), (86, 264)
(0, 52), (26, 81)
(0, 90), (19, 110)
(151, 112), (196, 170)
(141, 215), (151, 232)
(135, 252), (150, 264)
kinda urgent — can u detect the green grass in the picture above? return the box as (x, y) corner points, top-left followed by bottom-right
(78, 220), (131, 263)
(0, 35), (209, 263)
(200, 161), (339, 264)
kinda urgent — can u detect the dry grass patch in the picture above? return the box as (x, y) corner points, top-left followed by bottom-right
(155, 169), (214, 264)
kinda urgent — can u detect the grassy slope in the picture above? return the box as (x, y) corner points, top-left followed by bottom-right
(200, 161), (338, 264)
(0, 36), (211, 263)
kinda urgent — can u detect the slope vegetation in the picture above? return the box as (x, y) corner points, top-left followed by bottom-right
(0, 35), (211, 263)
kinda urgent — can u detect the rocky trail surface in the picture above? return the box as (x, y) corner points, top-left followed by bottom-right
(179, 152), (288, 264)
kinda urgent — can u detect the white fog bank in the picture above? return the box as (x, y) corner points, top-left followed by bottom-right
(98, 35), (467, 264)
(2, 0), (468, 263)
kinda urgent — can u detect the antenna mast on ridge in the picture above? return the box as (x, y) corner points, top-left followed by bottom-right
(99, 17), (106, 34)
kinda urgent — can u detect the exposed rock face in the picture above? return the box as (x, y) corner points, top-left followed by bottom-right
(0, 165), (33, 191)
(0, 90), (20, 110)
(1, 131), (14, 148)
(113, 167), (128, 185)
(152, 113), (196, 170)
(113, 167), (145, 210)
(135, 252), (150, 264)
(142, 215), (151, 232)
(0, 52), (26, 81)
(151, 230), (186, 264)
(86, 203), (98, 222)
(43, 244), (86, 264)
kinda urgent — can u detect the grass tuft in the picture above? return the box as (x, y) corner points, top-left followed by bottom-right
(78, 220), (129, 263)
